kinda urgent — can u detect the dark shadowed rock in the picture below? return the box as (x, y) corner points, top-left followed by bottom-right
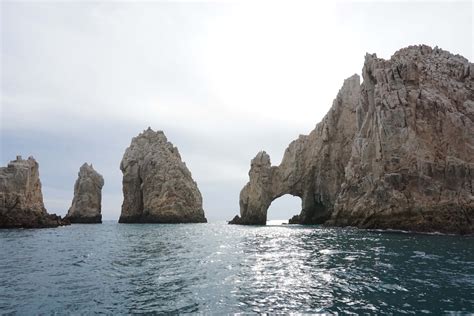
(0, 156), (69, 228)
(119, 128), (207, 223)
(65, 163), (104, 224)
(288, 214), (301, 224)
(228, 215), (243, 224)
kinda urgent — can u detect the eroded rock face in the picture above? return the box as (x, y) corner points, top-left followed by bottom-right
(0, 156), (68, 228)
(329, 46), (474, 234)
(231, 74), (361, 225)
(119, 128), (207, 223)
(65, 163), (104, 224)
(231, 45), (474, 234)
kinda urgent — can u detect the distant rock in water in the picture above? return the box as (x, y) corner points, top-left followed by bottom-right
(65, 163), (104, 224)
(0, 156), (69, 228)
(119, 128), (207, 223)
(230, 45), (473, 234)
(288, 214), (301, 225)
(228, 215), (243, 225)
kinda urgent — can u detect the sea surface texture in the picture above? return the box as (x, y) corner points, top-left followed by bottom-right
(0, 222), (473, 314)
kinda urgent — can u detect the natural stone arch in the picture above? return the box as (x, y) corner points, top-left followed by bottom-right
(231, 45), (474, 234)
(229, 74), (361, 225)
(235, 150), (337, 225)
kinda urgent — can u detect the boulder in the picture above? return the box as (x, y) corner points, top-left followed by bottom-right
(119, 128), (207, 223)
(228, 215), (243, 225)
(0, 156), (69, 228)
(65, 163), (104, 223)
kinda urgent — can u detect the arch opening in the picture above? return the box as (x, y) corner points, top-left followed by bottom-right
(266, 194), (302, 224)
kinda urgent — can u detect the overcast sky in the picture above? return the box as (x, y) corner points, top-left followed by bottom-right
(1, 0), (472, 221)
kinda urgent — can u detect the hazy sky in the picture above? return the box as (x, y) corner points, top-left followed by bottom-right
(1, 1), (472, 221)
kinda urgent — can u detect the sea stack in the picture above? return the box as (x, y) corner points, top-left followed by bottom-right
(119, 128), (207, 223)
(0, 156), (69, 228)
(65, 163), (104, 223)
(230, 45), (473, 234)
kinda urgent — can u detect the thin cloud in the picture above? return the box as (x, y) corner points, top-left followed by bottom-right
(1, 1), (472, 221)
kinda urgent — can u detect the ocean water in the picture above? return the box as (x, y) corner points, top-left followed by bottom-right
(0, 221), (473, 314)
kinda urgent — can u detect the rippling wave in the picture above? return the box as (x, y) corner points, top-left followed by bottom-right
(0, 222), (473, 314)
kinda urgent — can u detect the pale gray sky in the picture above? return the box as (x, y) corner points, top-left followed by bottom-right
(1, 0), (472, 221)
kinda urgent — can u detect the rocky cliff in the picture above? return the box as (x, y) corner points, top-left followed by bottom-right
(231, 45), (473, 234)
(119, 128), (207, 223)
(0, 156), (68, 228)
(65, 163), (104, 223)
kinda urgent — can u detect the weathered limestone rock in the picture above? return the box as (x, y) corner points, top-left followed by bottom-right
(231, 74), (361, 225)
(231, 45), (474, 234)
(0, 156), (69, 228)
(329, 46), (474, 234)
(65, 163), (104, 224)
(119, 128), (207, 223)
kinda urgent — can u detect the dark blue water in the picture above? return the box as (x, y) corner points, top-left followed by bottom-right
(0, 222), (473, 314)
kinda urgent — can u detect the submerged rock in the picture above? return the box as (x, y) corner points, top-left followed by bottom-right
(0, 156), (69, 228)
(231, 45), (474, 234)
(65, 163), (104, 224)
(119, 128), (207, 223)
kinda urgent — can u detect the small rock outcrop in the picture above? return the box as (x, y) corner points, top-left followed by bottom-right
(119, 128), (207, 223)
(65, 163), (104, 223)
(231, 45), (474, 234)
(0, 156), (69, 228)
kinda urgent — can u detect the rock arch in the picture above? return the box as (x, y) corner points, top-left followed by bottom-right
(230, 45), (474, 234)
(230, 75), (361, 225)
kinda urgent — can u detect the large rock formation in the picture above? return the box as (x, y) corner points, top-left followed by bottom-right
(231, 74), (360, 225)
(230, 45), (474, 234)
(119, 128), (207, 223)
(0, 156), (69, 228)
(65, 163), (104, 223)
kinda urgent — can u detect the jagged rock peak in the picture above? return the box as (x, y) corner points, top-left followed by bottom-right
(0, 156), (69, 228)
(65, 163), (104, 224)
(231, 71), (361, 226)
(231, 45), (473, 234)
(251, 151), (271, 168)
(119, 128), (206, 223)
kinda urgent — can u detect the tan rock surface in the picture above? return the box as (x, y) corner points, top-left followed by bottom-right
(0, 156), (68, 228)
(329, 46), (474, 234)
(231, 75), (360, 225)
(65, 163), (104, 223)
(231, 45), (473, 234)
(119, 128), (207, 223)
